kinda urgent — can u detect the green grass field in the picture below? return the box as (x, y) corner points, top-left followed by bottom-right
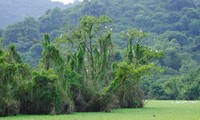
(1, 100), (200, 120)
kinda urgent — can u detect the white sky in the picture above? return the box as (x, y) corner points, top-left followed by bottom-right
(51, 0), (74, 4)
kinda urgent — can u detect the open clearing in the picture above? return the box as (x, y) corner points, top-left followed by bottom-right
(1, 100), (200, 120)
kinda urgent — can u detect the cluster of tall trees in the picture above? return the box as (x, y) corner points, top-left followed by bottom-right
(0, 15), (162, 116)
(1, 0), (200, 116)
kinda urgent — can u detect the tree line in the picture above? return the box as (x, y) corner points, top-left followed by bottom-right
(0, 15), (162, 116)
(1, 0), (200, 116)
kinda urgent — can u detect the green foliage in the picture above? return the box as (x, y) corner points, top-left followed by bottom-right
(105, 29), (163, 107)
(42, 34), (64, 71)
(3, 0), (199, 76)
(105, 62), (154, 93)
(182, 68), (200, 100)
(165, 0), (195, 11)
(40, 8), (64, 33)
(55, 15), (117, 112)
(189, 20), (200, 36)
(55, 16), (163, 111)
(57, 15), (113, 91)
(0, 0), (69, 28)
(121, 29), (147, 64)
(0, 46), (30, 116)
(149, 82), (167, 99)
(2, 0), (200, 115)
(164, 77), (180, 100)
(9, 44), (22, 63)
(81, 1), (106, 16)
(0, 60), (20, 116)
(4, 17), (40, 46)
(27, 70), (58, 114)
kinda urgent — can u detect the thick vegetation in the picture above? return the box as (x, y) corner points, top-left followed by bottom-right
(0, 0), (79, 28)
(0, 15), (162, 116)
(0, 0), (200, 117)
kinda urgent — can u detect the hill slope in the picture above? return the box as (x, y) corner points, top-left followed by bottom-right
(0, 0), (72, 28)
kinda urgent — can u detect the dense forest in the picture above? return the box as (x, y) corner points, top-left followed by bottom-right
(0, 0), (81, 28)
(1, 0), (200, 117)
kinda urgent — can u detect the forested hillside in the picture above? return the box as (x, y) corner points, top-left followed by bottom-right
(1, 0), (200, 117)
(0, 0), (79, 28)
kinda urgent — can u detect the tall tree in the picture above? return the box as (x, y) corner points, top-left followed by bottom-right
(57, 15), (113, 91)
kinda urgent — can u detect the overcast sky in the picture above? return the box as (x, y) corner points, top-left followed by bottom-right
(51, 0), (74, 4)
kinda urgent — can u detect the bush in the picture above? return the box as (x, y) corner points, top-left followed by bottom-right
(19, 70), (75, 114)
(0, 97), (19, 117)
(117, 83), (144, 108)
(86, 93), (119, 112)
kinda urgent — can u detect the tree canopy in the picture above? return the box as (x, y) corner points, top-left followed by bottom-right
(1, 0), (200, 116)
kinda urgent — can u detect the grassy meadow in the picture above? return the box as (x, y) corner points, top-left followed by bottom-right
(1, 100), (200, 120)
